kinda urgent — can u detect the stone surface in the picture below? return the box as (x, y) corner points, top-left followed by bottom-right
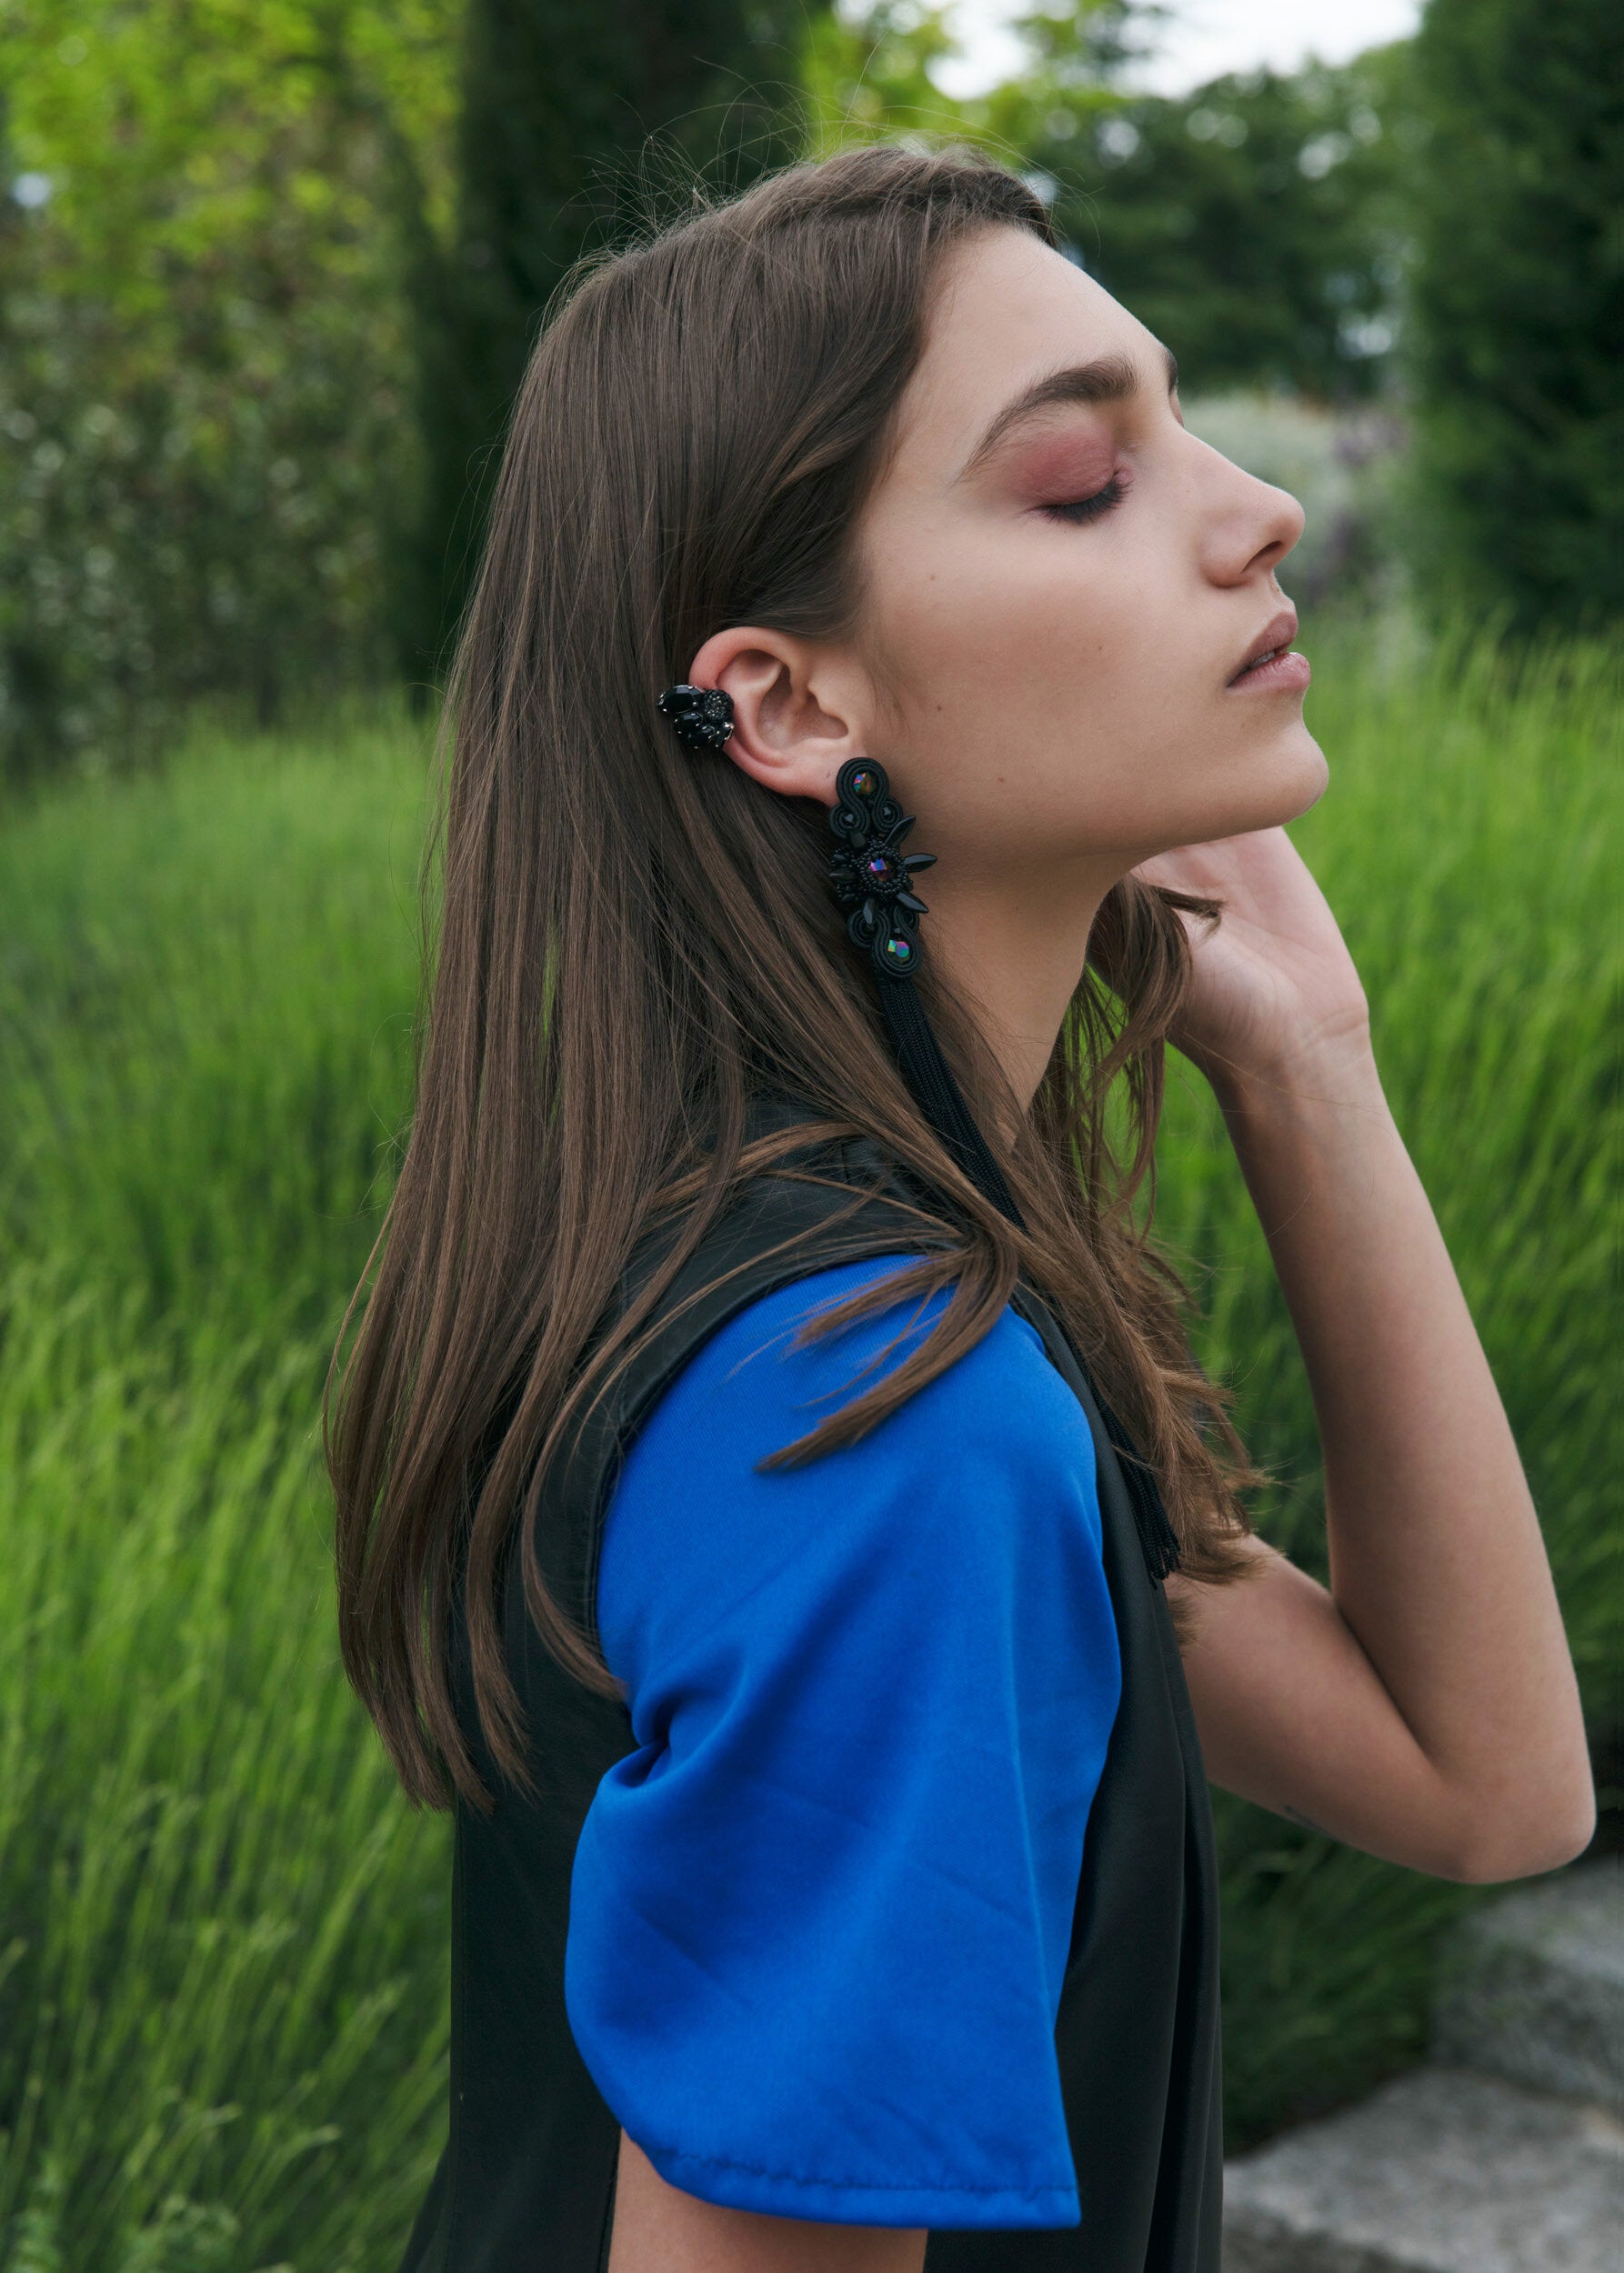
(1221, 2065), (1624, 2272)
(1429, 1853), (1622, 2111)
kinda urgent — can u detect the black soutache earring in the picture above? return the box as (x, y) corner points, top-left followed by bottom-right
(657, 683), (1181, 1582)
(824, 756), (1027, 1228)
(659, 688), (1010, 1214)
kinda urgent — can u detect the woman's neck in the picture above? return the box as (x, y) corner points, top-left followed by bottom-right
(923, 863), (1114, 1118)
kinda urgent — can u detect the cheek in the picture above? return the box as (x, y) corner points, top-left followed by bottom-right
(855, 486), (1319, 859)
(866, 507), (1168, 733)
(856, 502), (1233, 857)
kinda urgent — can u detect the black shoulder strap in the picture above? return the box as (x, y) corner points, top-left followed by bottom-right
(528, 1099), (946, 1647)
(536, 1091), (1178, 1653)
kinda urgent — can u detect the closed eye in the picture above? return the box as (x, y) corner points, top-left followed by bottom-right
(1039, 472), (1128, 525)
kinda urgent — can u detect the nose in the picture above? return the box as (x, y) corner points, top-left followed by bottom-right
(1196, 446), (1307, 586)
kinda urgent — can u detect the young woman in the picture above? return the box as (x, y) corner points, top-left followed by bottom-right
(326, 144), (1595, 2273)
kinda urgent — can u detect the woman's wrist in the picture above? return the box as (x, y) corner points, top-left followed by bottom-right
(1202, 1026), (1383, 1128)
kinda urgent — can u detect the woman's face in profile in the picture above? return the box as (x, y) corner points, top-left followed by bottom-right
(850, 225), (1329, 876)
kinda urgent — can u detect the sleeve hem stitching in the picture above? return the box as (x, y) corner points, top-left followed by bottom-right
(637, 2140), (1077, 2198)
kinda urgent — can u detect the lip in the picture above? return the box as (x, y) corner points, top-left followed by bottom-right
(1226, 607), (1307, 690)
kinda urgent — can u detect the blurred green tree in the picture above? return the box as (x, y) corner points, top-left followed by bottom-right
(795, 8), (1417, 404)
(0, 0), (462, 781)
(799, 1), (966, 149)
(24, 3), (1600, 771)
(799, 1), (1137, 154)
(1406, 0), (1624, 629)
(1033, 45), (1418, 401)
(406, 0), (810, 691)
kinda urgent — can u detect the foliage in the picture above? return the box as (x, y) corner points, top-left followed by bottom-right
(406, 0), (813, 682)
(0, 624), (1617, 2261)
(0, 0), (1489, 786)
(1035, 44), (1419, 400)
(798, 0), (968, 150)
(0, 2), (465, 784)
(1, 0), (1615, 739)
(798, 1), (1136, 155)
(1404, 0), (1624, 630)
(797, 9), (1419, 403)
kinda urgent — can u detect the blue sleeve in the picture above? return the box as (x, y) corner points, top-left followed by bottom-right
(564, 1253), (1121, 2229)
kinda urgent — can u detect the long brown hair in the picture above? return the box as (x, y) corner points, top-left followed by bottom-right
(326, 141), (1270, 1814)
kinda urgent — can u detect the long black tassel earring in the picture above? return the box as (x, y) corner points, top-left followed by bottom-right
(658, 686), (1181, 1583)
(824, 756), (1023, 1227)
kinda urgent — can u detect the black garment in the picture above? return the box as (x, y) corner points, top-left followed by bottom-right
(399, 1096), (1223, 2271)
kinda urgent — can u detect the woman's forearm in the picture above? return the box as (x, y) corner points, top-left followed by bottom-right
(1210, 1037), (1596, 1878)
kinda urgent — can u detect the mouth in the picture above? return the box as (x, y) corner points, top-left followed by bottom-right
(1226, 607), (1309, 692)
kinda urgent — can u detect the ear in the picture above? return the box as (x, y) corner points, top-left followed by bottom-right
(686, 627), (872, 811)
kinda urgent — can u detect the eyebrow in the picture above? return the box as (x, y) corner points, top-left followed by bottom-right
(956, 341), (1180, 480)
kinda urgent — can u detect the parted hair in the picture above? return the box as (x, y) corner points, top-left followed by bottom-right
(326, 140), (1271, 1814)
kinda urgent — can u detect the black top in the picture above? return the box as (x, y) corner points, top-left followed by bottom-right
(398, 1096), (1223, 2271)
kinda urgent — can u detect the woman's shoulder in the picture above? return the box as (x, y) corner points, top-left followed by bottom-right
(596, 1250), (1106, 1687)
(632, 1248), (1092, 1486)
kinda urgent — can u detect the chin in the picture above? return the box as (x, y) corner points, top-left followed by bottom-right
(1253, 723), (1328, 829)
(1285, 730), (1331, 817)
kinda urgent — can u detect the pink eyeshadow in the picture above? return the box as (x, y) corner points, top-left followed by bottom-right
(1005, 431), (1117, 501)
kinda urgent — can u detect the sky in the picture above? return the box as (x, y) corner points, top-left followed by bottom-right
(927, 0), (1423, 99)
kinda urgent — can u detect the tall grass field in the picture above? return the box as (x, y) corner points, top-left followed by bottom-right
(1, 625), (1618, 2269)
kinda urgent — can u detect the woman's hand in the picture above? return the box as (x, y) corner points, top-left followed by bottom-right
(1117, 826), (1372, 1096)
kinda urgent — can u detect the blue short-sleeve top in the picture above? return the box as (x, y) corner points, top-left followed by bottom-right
(564, 1252), (1123, 2230)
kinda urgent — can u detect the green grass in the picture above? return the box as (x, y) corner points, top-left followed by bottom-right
(0, 711), (446, 2272)
(0, 626), (1618, 2262)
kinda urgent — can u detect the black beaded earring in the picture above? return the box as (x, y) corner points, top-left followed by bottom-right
(825, 756), (1024, 1229)
(657, 682), (1183, 1584)
(657, 691), (1012, 1216)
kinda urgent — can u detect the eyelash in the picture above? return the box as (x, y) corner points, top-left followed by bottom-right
(1040, 472), (1128, 525)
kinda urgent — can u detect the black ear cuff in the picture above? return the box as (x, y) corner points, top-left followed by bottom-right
(657, 683), (735, 752)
